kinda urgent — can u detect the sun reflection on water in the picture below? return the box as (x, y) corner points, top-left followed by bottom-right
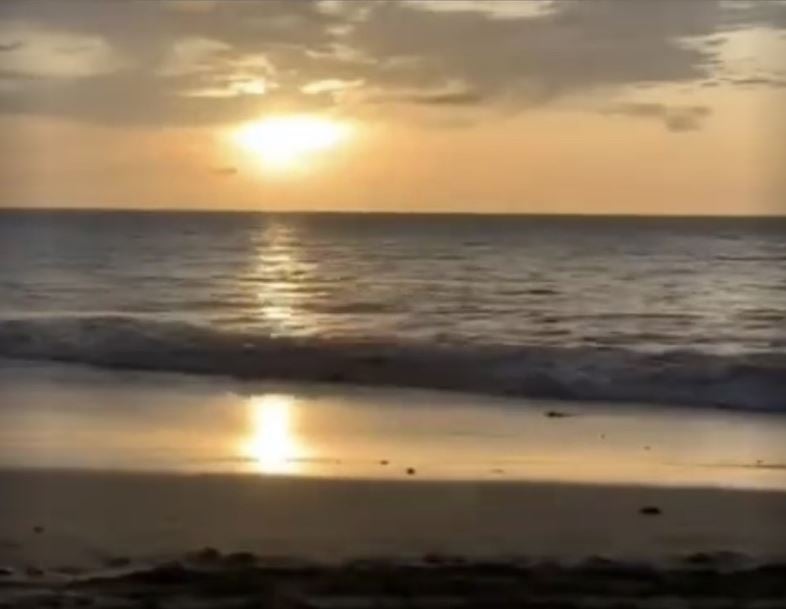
(243, 394), (305, 474)
(253, 223), (316, 334)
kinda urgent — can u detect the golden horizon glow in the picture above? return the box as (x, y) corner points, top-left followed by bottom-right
(243, 394), (304, 474)
(232, 115), (352, 172)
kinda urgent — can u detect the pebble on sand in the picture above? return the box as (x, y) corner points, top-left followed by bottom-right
(406, 468), (416, 476)
(639, 506), (662, 516)
(190, 547), (221, 563)
(55, 566), (84, 576)
(684, 552), (714, 565)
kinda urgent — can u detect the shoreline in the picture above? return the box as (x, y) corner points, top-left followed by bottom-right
(2, 360), (786, 490)
(0, 366), (786, 490)
(2, 323), (785, 412)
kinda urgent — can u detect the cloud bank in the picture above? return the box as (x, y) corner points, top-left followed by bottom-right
(0, 0), (784, 129)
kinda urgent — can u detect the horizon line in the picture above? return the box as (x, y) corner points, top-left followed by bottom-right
(1, 206), (785, 219)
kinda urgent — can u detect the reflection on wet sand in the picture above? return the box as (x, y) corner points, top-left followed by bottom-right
(242, 394), (306, 475)
(1, 362), (785, 489)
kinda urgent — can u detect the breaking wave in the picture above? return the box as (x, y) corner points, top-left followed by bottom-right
(0, 315), (784, 412)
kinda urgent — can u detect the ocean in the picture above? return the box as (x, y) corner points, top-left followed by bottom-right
(1, 210), (784, 411)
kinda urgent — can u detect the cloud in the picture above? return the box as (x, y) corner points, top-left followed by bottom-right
(0, 21), (123, 78)
(183, 77), (271, 99)
(301, 78), (363, 95)
(720, 0), (786, 30)
(402, 0), (556, 20)
(157, 36), (231, 77)
(164, 1), (219, 14)
(400, 90), (484, 105)
(348, 0), (724, 101)
(727, 76), (786, 87)
(605, 103), (712, 132)
(0, 0), (783, 127)
(0, 41), (23, 52)
(371, 88), (484, 106)
(0, 78), (20, 93)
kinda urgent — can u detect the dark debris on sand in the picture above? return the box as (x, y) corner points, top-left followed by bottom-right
(545, 410), (573, 418)
(1, 553), (786, 609)
(639, 506), (662, 516)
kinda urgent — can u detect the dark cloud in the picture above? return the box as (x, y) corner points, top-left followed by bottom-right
(372, 89), (484, 106)
(348, 0), (723, 102)
(605, 103), (712, 132)
(720, 0), (786, 30)
(726, 76), (786, 88)
(0, 0), (783, 128)
(0, 41), (22, 52)
(409, 91), (484, 105)
(0, 71), (325, 126)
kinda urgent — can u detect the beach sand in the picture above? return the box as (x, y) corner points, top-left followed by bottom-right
(2, 360), (785, 488)
(1, 471), (786, 607)
(1, 361), (785, 606)
(2, 469), (786, 567)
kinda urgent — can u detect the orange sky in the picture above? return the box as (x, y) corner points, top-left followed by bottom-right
(1, 1), (785, 215)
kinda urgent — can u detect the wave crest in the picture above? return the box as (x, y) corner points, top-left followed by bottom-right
(0, 315), (784, 411)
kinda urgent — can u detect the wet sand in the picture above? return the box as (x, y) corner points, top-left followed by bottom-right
(2, 469), (786, 569)
(2, 470), (786, 607)
(2, 548), (786, 609)
(2, 361), (785, 489)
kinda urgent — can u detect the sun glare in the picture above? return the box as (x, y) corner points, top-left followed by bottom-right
(232, 115), (352, 171)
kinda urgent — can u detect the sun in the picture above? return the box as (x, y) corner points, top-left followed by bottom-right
(232, 115), (352, 171)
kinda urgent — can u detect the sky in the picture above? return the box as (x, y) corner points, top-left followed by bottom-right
(1, 0), (785, 215)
